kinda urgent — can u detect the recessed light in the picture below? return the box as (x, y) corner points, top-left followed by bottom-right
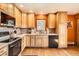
(9, 4), (13, 8)
(20, 4), (24, 8)
(39, 11), (44, 14)
(29, 10), (34, 13)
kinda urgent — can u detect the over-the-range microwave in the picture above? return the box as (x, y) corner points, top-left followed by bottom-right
(0, 12), (15, 27)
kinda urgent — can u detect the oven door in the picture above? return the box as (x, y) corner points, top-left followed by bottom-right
(8, 39), (21, 56)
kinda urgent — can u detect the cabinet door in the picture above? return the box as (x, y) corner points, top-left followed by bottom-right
(21, 37), (24, 51)
(28, 13), (35, 28)
(48, 13), (56, 28)
(21, 36), (27, 51)
(59, 24), (67, 48)
(26, 36), (31, 47)
(42, 36), (48, 47)
(36, 36), (42, 47)
(0, 3), (8, 12)
(23, 36), (27, 48)
(30, 36), (35, 47)
(0, 46), (8, 56)
(14, 6), (22, 27)
(22, 13), (28, 28)
(7, 4), (14, 17)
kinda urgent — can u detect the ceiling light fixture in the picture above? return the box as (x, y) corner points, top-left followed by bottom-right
(20, 4), (24, 8)
(9, 4), (12, 8)
(29, 10), (34, 13)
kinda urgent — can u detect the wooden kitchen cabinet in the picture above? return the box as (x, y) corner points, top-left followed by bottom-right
(56, 12), (67, 48)
(30, 35), (36, 47)
(22, 13), (28, 28)
(14, 6), (22, 27)
(27, 13), (35, 28)
(0, 46), (8, 56)
(0, 3), (8, 12)
(35, 35), (48, 47)
(26, 35), (31, 47)
(25, 35), (49, 48)
(36, 36), (42, 47)
(48, 13), (56, 28)
(7, 4), (14, 17)
(42, 36), (48, 47)
(21, 36), (26, 51)
(56, 12), (67, 33)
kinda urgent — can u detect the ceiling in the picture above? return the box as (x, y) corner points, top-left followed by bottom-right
(15, 3), (79, 15)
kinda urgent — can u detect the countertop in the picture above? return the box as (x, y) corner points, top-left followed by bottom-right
(0, 37), (21, 49)
(0, 33), (58, 49)
(17, 33), (58, 37)
(0, 43), (8, 49)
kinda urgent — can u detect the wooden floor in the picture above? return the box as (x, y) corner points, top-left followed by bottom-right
(21, 47), (79, 56)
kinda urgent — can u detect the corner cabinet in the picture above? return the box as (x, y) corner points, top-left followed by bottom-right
(48, 13), (56, 28)
(27, 13), (35, 28)
(14, 6), (22, 27)
(22, 13), (28, 28)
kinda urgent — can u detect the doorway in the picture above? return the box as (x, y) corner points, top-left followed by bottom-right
(67, 15), (77, 47)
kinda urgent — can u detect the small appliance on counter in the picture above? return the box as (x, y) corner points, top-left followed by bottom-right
(31, 28), (36, 34)
(26, 28), (32, 34)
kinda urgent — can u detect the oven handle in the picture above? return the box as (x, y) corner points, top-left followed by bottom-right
(10, 43), (17, 48)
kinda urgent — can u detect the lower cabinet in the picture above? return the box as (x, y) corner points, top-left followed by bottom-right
(0, 46), (8, 56)
(26, 35), (31, 47)
(25, 35), (48, 48)
(30, 35), (36, 47)
(21, 36), (26, 51)
(42, 36), (48, 47)
(36, 36), (42, 47)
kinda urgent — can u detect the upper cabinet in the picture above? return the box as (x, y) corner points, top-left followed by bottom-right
(14, 6), (22, 27)
(22, 13), (28, 28)
(0, 3), (14, 17)
(0, 3), (8, 12)
(7, 4), (14, 17)
(56, 12), (67, 48)
(0, 3), (22, 27)
(27, 13), (35, 28)
(48, 13), (56, 28)
(56, 12), (68, 33)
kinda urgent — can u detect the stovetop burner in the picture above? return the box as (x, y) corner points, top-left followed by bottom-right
(0, 37), (20, 43)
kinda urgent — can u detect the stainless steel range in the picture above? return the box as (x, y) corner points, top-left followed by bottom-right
(0, 27), (21, 56)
